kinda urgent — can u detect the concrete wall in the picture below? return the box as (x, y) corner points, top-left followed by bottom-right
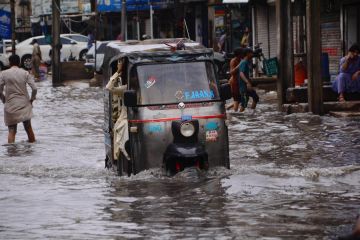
(61, 61), (93, 81)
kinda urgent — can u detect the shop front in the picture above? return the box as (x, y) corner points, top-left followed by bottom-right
(208, 0), (250, 52)
(97, 0), (210, 41)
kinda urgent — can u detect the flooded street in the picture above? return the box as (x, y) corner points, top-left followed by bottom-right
(1, 80), (359, 239)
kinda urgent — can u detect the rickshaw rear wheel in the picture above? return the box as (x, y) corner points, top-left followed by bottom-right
(116, 156), (124, 176)
(117, 154), (131, 177)
(105, 155), (112, 169)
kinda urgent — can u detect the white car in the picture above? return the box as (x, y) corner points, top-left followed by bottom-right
(84, 41), (110, 73)
(11, 35), (88, 69)
(61, 33), (89, 43)
(0, 39), (19, 70)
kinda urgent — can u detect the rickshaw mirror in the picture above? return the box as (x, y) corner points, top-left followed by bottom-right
(220, 83), (232, 101)
(124, 90), (137, 107)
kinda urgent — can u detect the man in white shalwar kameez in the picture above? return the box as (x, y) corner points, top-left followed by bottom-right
(105, 60), (129, 160)
(0, 55), (37, 143)
(31, 39), (42, 80)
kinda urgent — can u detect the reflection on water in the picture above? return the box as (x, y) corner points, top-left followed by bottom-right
(0, 82), (359, 239)
(3, 142), (35, 157)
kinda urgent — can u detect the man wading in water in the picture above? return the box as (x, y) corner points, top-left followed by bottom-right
(0, 55), (37, 143)
(31, 39), (42, 81)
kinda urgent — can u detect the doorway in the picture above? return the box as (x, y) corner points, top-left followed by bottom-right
(344, 4), (360, 51)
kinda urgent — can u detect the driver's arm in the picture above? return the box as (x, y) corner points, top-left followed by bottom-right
(106, 72), (127, 96)
(106, 72), (119, 90)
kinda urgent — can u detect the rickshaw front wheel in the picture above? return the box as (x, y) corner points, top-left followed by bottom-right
(164, 156), (208, 176)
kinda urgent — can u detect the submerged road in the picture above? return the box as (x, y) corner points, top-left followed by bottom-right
(0, 80), (359, 239)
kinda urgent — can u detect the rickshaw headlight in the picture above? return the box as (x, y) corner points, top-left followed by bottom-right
(180, 122), (195, 137)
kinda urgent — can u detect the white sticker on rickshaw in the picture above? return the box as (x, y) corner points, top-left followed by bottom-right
(206, 130), (218, 142)
(145, 76), (156, 89)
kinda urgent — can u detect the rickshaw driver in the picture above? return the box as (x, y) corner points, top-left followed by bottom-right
(105, 60), (130, 161)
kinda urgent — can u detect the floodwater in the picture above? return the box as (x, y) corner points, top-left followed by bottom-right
(0, 80), (359, 239)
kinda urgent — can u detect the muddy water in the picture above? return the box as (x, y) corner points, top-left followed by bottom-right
(0, 80), (359, 239)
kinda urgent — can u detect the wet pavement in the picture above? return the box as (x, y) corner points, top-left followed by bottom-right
(0, 80), (359, 239)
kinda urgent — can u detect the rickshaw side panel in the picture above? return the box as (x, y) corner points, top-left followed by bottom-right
(103, 88), (114, 163)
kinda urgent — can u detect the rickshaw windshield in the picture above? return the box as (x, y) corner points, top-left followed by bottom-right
(134, 61), (220, 105)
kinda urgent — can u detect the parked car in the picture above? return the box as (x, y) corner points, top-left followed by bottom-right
(61, 33), (89, 43)
(0, 39), (15, 70)
(84, 41), (110, 73)
(9, 35), (88, 70)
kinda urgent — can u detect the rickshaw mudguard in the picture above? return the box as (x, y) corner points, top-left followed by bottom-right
(163, 143), (209, 175)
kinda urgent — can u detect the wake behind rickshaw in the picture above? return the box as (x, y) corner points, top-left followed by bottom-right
(102, 39), (231, 176)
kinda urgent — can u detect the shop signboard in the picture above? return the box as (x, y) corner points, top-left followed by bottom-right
(97, 0), (121, 12)
(0, 10), (11, 39)
(61, 0), (79, 14)
(97, 0), (172, 12)
(31, 0), (80, 17)
(222, 0), (248, 2)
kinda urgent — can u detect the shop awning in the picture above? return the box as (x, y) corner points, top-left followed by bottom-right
(222, 0), (248, 3)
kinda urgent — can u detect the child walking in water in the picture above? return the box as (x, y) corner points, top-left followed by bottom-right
(229, 48), (244, 112)
(238, 48), (259, 112)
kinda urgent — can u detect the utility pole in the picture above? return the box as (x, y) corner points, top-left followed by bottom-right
(52, 0), (61, 86)
(149, 2), (153, 39)
(94, 0), (97, 74)
(10, 0), (16, 55)
(306, 0), (323, 115)
(121, 0), (126, 41)
(276, 0), (294, 111)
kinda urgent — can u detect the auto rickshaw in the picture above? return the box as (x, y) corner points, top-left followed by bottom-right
(102, 39), (231, 176)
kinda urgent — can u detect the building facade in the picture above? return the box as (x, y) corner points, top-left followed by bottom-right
(96, 0), (210, 47)
(0, 0), (32, 41)
(252, 0), (360, 80)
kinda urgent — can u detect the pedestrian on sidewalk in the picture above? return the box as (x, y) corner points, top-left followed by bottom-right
(31, 39), (42, 81)
(87, 31), (95, 49)
(229, 48), (244, 111)
(0, 55), (37, 144)
(332, 44), (360, 102)
(238, 48), (259, 112)
(218, 30), (229, 53)
(240, 27), (250, 48)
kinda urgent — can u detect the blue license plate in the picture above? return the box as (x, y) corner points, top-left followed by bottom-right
(181, 115), (192, 121)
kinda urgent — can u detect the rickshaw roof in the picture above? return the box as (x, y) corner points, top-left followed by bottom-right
(107, 38), (202, 52)
(103, 38), (214, 68)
